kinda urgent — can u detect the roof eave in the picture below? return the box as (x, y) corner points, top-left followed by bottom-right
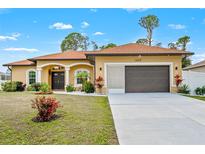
(85, 52), (194, 56)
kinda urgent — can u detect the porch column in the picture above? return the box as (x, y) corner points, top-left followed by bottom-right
(65, 66), (70, 90)
(36, 67), (42, 83)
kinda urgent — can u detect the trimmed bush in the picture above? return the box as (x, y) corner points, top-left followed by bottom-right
(27, 85), (35, 91)
(83, 81), (95, 93)
(31, 83), (41, 91)
(178, 84), (190, 94)
(1, 81), (17, 92)
(16, 81), (26, 91)
(66, 84), (75, 92)
(39, 83), (50, 93)
(31, 96), (61, 122)
(195, 87), (203, 95)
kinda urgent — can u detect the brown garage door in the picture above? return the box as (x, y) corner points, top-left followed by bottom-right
(125, 66), (170, 93)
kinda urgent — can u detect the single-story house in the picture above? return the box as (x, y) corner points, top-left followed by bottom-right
(183, 59), (205, 72)
(3, 43), (193, 94)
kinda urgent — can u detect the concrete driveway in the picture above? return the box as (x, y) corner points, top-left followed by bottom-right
(108, 93), (205, 145)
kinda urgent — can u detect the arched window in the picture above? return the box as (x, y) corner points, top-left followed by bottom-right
(74, 69), (89, 87)
(27, 70), (36, 85)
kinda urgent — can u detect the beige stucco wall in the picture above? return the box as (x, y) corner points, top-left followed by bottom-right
(69, 65), (94, 86)
(185, 66), (205, 72)
(37, 60), (91, 67)
(95, 55), (183, 93)
(11, 60), (94, 89)
(11, 66), (36, 84)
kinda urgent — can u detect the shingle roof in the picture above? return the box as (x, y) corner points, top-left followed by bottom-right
(3, 43), (194, 66)
(3, 60), (35, 66)
(86, 43), (194, 56)
(30, 51), (87, 60)
(183, 59), (205, 70)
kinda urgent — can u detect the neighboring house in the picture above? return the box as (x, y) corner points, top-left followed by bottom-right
(3, 43), (193, 94)
(0, 71), (11, 89)
(183, 59), (205, 72)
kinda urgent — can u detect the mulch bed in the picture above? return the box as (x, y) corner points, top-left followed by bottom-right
(32, 114), (61, 122)
(34, 92), (53, 95)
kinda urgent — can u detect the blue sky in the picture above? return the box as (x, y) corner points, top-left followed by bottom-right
(0, 8), (205, 72)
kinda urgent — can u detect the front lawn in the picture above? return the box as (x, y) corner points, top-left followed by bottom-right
(186, 95), (205, 102)
(0, 92), (118, 144)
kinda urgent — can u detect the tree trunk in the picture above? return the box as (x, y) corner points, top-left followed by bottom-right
(147, 29), (152, 46)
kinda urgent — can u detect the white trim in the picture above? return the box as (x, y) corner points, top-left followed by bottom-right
(104, 62), (174, 93)
(69, 62), (93, 68)
(39, 63), (67, 68)
(108, 89), (125, 93)
(26, 69), (36, 86)
(74, 68), (90, 87)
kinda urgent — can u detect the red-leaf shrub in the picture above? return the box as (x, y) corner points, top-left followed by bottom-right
(95, 76), (104, 89)
(174, 74), (183, 87)
(31, 96), (62, 122)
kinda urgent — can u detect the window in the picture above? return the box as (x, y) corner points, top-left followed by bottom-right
(28, 71), (36, 84)
(75, 69), (89, 86)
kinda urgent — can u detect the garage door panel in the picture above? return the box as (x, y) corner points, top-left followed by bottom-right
(125, 66), (169, 93)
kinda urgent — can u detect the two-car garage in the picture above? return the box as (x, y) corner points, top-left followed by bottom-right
(106, 64), (171, 93)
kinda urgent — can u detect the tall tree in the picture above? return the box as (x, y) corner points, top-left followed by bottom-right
(168, 42), (178, 49)
(138, 15), (159, 46)
(100, 43), (117, 49)
(60, 32), (89, 52)
(91, 41), (98, 50)
(136, 38), (148, 45)
(177, 35), (190, 51)
(155, 42), (162, 47)
(177, 36), (191, 68)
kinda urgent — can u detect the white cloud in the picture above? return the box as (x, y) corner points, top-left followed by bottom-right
(123, 8), (149, 12)
(203, 19), (205, 24)
(4, 47), (39, 53)
(49, 22), (73, 30)
(0, 33), (21, 41)
(93, 32), (104, 36)
(168, 24), (186, 30)
(81, 21), (89, 28)
(90, 9), (97, 12)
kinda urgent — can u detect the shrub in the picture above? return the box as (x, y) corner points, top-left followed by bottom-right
(174, 74), (183, 87)
(202, 86), (205, 95)
(27, 85), (35, 91)
(95, 76), (104, 89)
(178, 84), (190, 94)
(1, 81), (17, 92)
(66, 84), (75, 92)
(195, 87), (203, 95)
(16, 81), (26, 91)
(83, 81), (95, 93)
(31, 83), (41, 91)
(31, 96), (61, 122)
(39, 83), (50, 93)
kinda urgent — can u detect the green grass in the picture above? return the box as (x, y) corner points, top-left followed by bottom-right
(186, 95), (205, 102)
(0, 92), (118, 145)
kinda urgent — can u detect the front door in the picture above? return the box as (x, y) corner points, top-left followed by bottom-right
(52, 72), (65, 90)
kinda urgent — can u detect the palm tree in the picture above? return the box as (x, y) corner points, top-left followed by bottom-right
(138, 15), (159, 46)
(177, 35), (190, 51)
